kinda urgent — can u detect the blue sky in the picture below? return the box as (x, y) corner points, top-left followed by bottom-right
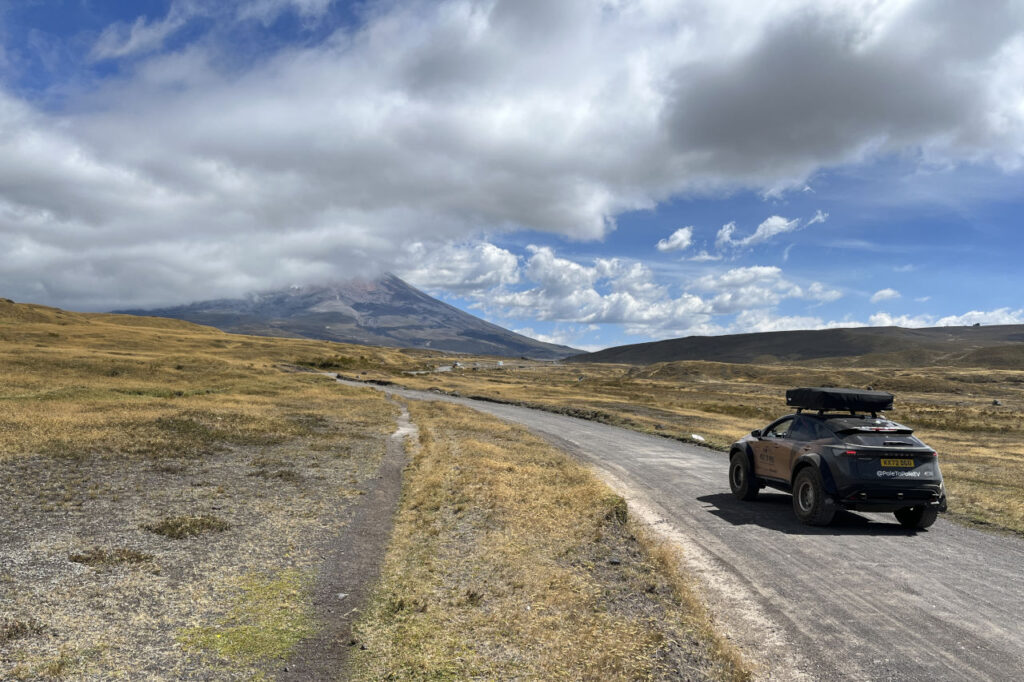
(2, 1), (1023, 350)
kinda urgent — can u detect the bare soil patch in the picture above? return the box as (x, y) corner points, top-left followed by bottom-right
(279, 400), (415, 680)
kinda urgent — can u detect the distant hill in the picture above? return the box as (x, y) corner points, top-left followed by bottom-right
(115, 274), (576, 359)
(569, 325), (1024, 368)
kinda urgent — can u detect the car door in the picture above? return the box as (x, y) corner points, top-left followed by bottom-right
(753, 417), (794, 480)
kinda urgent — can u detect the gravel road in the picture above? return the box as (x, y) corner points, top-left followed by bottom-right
(342, 380), (1024, 681)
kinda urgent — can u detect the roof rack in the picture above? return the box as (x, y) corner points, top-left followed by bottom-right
(786, 387), (894, 415)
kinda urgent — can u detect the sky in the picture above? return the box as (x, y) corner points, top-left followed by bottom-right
(1, 0), (1023, 351)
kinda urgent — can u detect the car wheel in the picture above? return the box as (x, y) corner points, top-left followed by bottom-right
(729, 452), (759, 501)
(894, 506), (938, 529)
(792, 467), (835, 526)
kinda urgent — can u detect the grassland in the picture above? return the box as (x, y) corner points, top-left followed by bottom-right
(347, 400), (748, 680)
(0, 301), (406, 679)
(1, 301), (754, 680)
(5, 296), (1022, 678)
(349, 358), (1024, 536)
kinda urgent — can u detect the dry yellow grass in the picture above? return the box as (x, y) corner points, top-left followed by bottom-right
(0, 301), (756, 678)
(348, 400), (750, 681)
(380, 359), (1024, 536)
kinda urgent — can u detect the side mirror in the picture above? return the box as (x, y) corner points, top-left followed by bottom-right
(750, 429), (762, 438)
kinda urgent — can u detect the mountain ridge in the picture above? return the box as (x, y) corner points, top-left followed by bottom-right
(568, 324), (1024, 367)
(116, 274), (576, 359)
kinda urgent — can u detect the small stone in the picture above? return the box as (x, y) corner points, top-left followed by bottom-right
(608, 557), (622, 565)
(337, 592), (348, 601)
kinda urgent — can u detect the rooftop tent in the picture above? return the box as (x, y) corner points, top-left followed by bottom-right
(785, 387), (894, 413)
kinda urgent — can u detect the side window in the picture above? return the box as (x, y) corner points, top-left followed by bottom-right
(812, 421), (840, 443)
(788, 417), (816, 442)
(765, 417), (793, 438)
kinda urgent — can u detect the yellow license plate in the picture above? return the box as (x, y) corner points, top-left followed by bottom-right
(881, 458), (915, 468)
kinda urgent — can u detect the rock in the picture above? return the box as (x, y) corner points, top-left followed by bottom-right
(993, 399), (1003, 406)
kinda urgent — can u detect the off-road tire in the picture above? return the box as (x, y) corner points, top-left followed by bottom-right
(792, 467), (835, 526)
(894, 506), (938, 529)
(729, 452), (759, 501)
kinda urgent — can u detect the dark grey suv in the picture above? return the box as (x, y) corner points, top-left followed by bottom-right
(728, 387), (946, 528)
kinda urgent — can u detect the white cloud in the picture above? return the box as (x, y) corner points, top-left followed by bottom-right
(715, 215), (802, 248)
(691, 265), (839, 312)
(935, 308), (1024, 326)
(869, 308), (1024, 328)
(746, 215), (802, 245)
(703, 270), (793, 312)
(734, 310), (830, 333)
(487, 246), (711, 334)
(2, 0), (1024, 309)
(807, 209), (829, 225)
(915, 296), (931, 303)
(398, 242), (520, 294)
(237, 0), (334, 24)
(806, 281), (843, 302)
(689, 250), (722, 262)
(477, 253), (846, 338)
(656, 226), (694, 252)
(868, 312), (933, 327)
(870, 288), (901, 303)
(715, 222), (737, 250)
(91, 1), (202, 60)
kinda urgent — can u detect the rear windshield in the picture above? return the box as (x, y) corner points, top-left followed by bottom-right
(840, 432), (926, 447)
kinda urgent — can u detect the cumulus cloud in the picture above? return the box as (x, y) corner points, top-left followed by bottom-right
(413, 241), (1016, 340)
(870, 288), (901, 303)
(486, 246), (711, 334)
(2, 0), (1024, 309)
(732, 310), (860, 334)
(692, 266), (841, 313)
(870, 308), (1024, 328)
(398, 242), (520, 294)
(451, 246), (845, 338)
(656, 226), (694, 252)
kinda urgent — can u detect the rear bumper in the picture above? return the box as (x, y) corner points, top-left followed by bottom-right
(833, 484), (946, 513)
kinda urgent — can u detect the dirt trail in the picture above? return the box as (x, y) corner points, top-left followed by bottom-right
(279, 400), (415, 681)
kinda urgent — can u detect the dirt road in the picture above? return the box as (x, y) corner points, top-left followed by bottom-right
(344, 380), (1024, 681)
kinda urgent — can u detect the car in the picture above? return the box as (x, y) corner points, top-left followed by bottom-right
(728, 387), (947, 528)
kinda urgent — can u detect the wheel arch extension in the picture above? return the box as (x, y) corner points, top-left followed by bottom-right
(730, 444), (755, 471)
(792, 453), (838, 495)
